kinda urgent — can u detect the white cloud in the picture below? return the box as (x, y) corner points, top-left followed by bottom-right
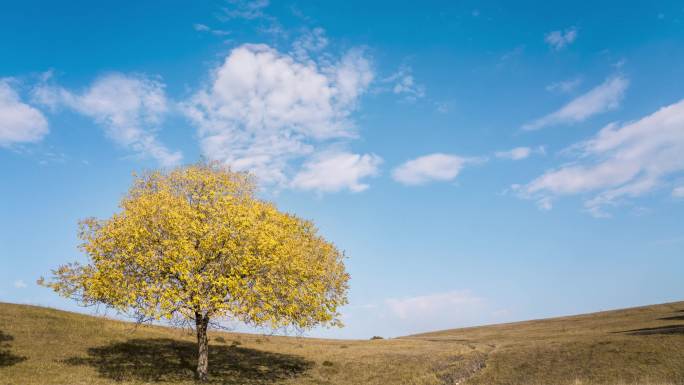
(193, 23), (230, 36)
(672, 186), (684, 198)
(222, 0), (270, 20)
(537, 196), (553, 211)
(518, 99), (684, 216)
(220, 0), (280, 38)
(386, 290), (482, 320)
(194, 23), (210, 31)
(546, 77), (582, 93)
(382, 65), (425, 102)
(523, 75), (629, 130)
(384, 290), (486, 335)
(183, 43), (374, 185)
(495, 146), (545, 160)
(392, 153), (469, 185)
(33, 73), (182, 167)
(13, 280), (27, 289)
(291, 151), (382, 193)
(545, 27), (578, 50)
(435, 100), (455, 114)
(498, 45), (525, 66)
(0, 79), (49, 147)
(291, 27), (328, 61)
(314, 289), (509, 338)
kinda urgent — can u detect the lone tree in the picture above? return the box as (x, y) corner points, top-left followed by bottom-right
(40, 163), (349, 381)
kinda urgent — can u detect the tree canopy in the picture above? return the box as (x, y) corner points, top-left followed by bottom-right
(41, 163), (349, 380)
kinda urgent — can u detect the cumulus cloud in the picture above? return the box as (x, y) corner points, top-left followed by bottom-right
(0, 79), (49, 147)
(33, 73), (181, 167)
(495, 146), (545, 160)
(517, 99), (684, 216)
(545, 27), (578, 50)
(291, 151), (382, 193)
(523, 75), (629, 130)
(382, 65), (425, 102)
(183, 43), (374, 186)
(392, 153), (470, 185)
(13, 280), (27, 289)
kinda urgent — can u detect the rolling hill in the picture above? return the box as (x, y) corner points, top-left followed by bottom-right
(1, 301), (683, 384)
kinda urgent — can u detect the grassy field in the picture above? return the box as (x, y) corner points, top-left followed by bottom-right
(0, 301), (683, 385)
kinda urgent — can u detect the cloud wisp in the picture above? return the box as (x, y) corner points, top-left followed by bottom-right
(517, 99), (684, 216)
(222, 0), (270, 20)
(291, 27), (329, 61)
(523, 75), (629, 131)
(546, 77), (582, 94)
(386, 290), (483, 321)
(33, 73), (182, 167)
(392, 153), (474, 186)
(381, 290), (491, 335)
(291, 151), (382, 193)
(673, 186), (684, 198)
(495, 146), (545, 160)
(545, 27), (578, 50)
(193, 23), (230, 36)
(381, 65), (425, 102)
(0, 79), (49, 147)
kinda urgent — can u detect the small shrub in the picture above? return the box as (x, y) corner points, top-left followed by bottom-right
(214, 336), (226, 343)
(370, 336), (384, 340)
(322, 360), (334, 367)
(231, 340), (241, 347)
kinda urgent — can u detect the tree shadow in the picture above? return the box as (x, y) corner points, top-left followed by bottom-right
(659, 315), (684, 321)
(63, 338), (312, 384)
(618, 324), (684, 336)
(0, 330), (26, 367)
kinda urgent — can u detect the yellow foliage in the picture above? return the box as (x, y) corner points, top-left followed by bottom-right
(42, 162), (349, 330)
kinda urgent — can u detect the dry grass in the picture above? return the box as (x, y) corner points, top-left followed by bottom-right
(1, 301), (683, 384)
(409, 301), (684, 385)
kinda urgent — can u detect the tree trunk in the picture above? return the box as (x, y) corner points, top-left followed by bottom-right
(195, 312), (210, 382)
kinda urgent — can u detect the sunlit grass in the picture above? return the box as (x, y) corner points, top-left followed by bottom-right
(1, 301), (683, 384)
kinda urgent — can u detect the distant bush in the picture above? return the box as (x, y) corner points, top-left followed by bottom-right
(322, 360), (334, 367)
(370, 336), (383, 340)
(214, 336), (226, 343)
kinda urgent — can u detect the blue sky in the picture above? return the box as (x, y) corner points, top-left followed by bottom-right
(1, 0), (683, 338)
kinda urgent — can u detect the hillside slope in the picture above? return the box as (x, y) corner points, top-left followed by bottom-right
(1, 301), (683, 385)
(407, 301), (684, 384)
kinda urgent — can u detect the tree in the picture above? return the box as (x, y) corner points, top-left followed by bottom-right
(40, 163), (349, 381)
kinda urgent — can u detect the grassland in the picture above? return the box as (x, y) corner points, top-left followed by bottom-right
(1, 301), (683, 385)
